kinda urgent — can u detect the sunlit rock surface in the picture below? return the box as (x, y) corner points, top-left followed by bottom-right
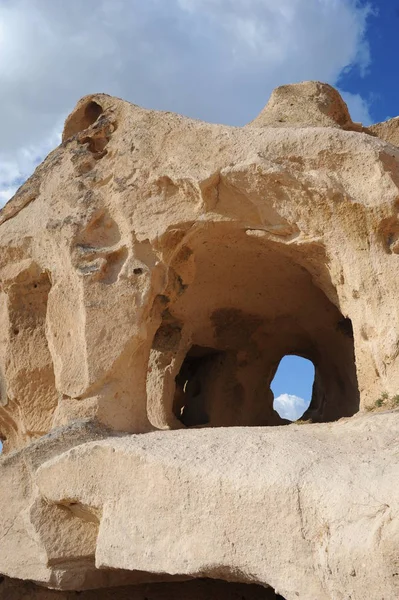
(0, 81), (398, 599)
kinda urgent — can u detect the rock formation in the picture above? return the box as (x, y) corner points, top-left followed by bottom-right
(0, 81), (398, 599)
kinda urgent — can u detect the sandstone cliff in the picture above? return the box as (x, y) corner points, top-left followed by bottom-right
(0, 81), (398, 600)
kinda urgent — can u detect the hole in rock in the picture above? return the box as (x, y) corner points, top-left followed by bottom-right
(81, 135), (109, 156)
(272, 355), (315, 421)
(174, 346), (222, 427)
(84, 101), (103, 126)
(63, 100), (104, 140)
(150, 226), (361, 428)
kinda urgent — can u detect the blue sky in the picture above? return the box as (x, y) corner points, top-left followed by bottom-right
(337, 1), (399, 122)
(0, 0), (398, 426)
(272, 356), (315, 421)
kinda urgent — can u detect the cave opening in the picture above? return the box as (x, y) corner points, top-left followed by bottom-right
(173, 346), (224, 427)
(148, 226), (360, 430)
(63, 99), (104, 140)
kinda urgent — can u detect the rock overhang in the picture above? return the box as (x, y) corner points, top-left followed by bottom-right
(1, 414), (399, 598)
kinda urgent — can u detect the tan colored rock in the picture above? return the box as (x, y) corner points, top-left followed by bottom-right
(1, 414), (399, 599)
(248, 81), (364, 131)
(369, 116), (399, 147)
(0, 81), (398, 599)
(1, 81), (399, 446)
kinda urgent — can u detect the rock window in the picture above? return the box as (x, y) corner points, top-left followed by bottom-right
(272, 355), (315, 422)
(147, 226), (360, 429)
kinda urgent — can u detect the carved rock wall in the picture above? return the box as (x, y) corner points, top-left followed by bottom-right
(0, 82), (398, 600)
(1, 82), (399, 447)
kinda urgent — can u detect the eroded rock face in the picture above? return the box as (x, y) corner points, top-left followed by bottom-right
(0, 81), (398, 599)
(1, 414), (398, 599)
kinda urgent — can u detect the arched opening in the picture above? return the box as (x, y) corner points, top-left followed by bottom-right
(63, 99), (104, 141)
(272, 355), (315, 421)
(147, 224), (360, 429)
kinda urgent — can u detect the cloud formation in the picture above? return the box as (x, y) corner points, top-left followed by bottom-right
(273, 393), (310, 422)
(0, 0), (372, 204)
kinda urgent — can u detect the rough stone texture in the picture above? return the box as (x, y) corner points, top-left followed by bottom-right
(369, 116), (399, 148)
(1, 81), (399, 447)
(0, 81), (398, 599)
(249, 81), (364, 131)
(1, 415), (398, 599)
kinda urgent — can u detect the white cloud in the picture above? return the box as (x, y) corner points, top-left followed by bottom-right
(273, 393), (310, 421)
(0, 124), (62, 205)
(177, 0), (371, 75)
(0, 186), (18, 205)
(340, 90), (372, 125)
(0, 0), (373, 205)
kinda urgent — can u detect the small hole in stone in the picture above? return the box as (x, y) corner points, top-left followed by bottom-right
(84, 101), (103, 126)
(80, 136), (108, 155)
(63, 100), (104, 141)
(13, 328), (19, 335)
(133, 268), (143, 275)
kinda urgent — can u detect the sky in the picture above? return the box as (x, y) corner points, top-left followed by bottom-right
(0, 0), (398, 425)
(1, 0), (398, 206)
(272, 356), (315, 421)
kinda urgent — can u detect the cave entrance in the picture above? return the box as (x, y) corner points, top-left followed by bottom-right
(173, 346), (222, 427)
(148, 226), (360, 429)
(272, 355), (315, 421)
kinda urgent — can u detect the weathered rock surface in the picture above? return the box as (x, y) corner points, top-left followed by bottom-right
(1, 414), (399, 599)
(369, 116), (399, 148)
(0, 81), (398, 599)
(249, 81), (363, 131)
(1, 82), (399, 447)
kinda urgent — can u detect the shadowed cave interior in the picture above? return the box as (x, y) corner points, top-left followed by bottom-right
(0, 576), (288, 599)
(152, 225), (360, 429)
